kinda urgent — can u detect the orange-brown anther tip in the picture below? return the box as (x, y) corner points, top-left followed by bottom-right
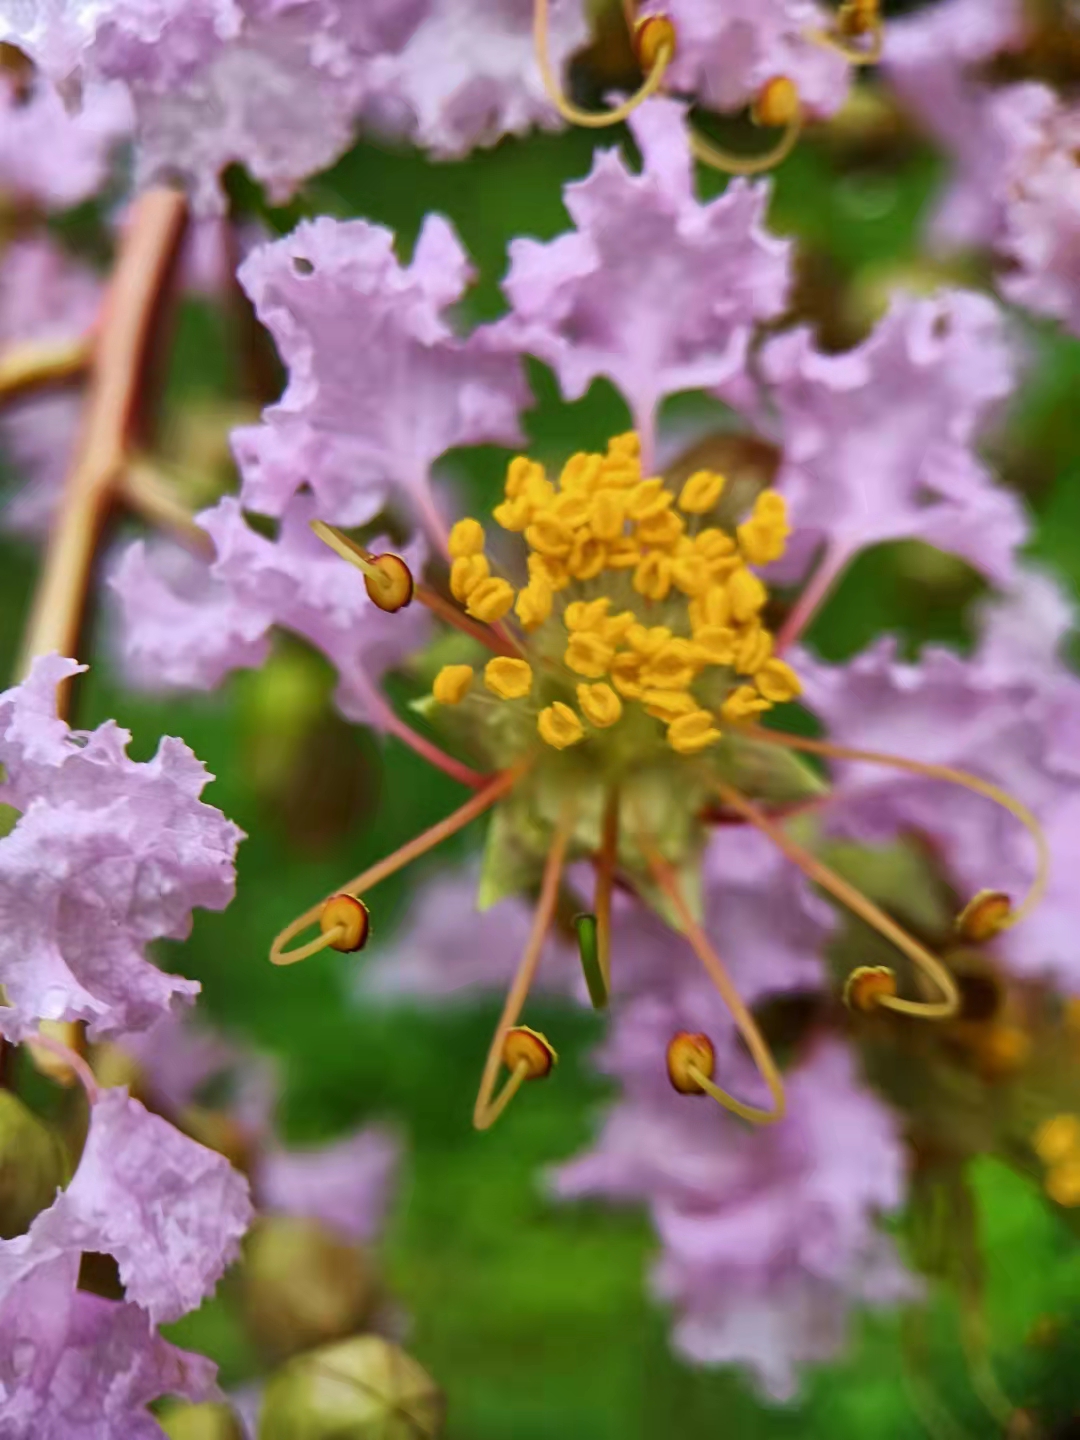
(843, 965), (897, 1014)
(956, 888), (1012, 943)
(319, 894), (370, 953)
(633, 14), (676, 70)
(364, 553), (414, 613)
(752, 76), (799, 128)
(502, 1026), (557, 1080)
(666, 1031), (716, 1094)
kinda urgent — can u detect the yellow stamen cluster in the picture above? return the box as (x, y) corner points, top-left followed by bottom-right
(1034, 1114), (1080, 1207)
(432, 434), (802, 759)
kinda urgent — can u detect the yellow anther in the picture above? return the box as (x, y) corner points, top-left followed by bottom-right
(450, 553), (490, 602)
(626, 624), (672, 657)
(515, 578), (553, 631)
(560, 451), (603, 494)
(526, 513), (574, 558)
(610, 651), (645, 699)
(448, 517), (486, 559)
(590, 490), (627, 540)
(671, 554), (711, 596)
(721, 685), (771, 722)
(552, 492), (592, 528)
(627, 478), (671, 520)
(485, 657), (533, 699)
(565, 597), (611, 632)
(694, 625), (737, 666)
(633, 552), (673, 601)
(643, 689), (698, 722)
(635, 507), (685, 548)
(604, 536), (642, 569)
(493, 495), (532, 531)
(503, 1025), (558, 1079)
(667, 709), (722, 754)
(565, 631), (615, 679)
(678, 469), (726, 514)
(666, 1031), (715, 1094)
(577, 682), (623, 728)
(505, 455), (545, 499)
(694, 528), (737, 563)
(320, 894), (370, 953)
(466, 577), (516, 624)
(753, 76), (800, 129)
(734, 625), (773, 675)
(568, 534), (607, 580)
(641, 639), (699, 690)
(634, 13), (677, 72)
(727, 566), (768, 622)
(1035, 1115), (1080, 1166)
(737, 490), (791, 566)
(600, 610), (637, 645)
(528, 551), (571, 591)
(956, 889), (1013, 943)
(844, 965), (898, 1013)
(1046, 1159), (1080, 1208)
(433, 664), (475, 705)
(689, 584), (733, 631)
(756, 658), (802, 703)
(538, 702), (585, 749)
(607, 431), (641, 463)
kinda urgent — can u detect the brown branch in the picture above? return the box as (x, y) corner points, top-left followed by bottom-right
(17, 189), (188, 703)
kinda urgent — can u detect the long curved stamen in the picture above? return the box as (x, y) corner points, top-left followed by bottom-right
(474, 809), (574, 1129)
(731, 726), (1050, 930)
(637, 832), (786, 1124)
(270, 765), (524, 966)
(716, 779), (959, 1020)
(534, 0), (673, 129)
(312, 517), (517, 659)
(594, 786), (620, 996)
(688, 112), (803, 177)
(807, 13), (884, 66)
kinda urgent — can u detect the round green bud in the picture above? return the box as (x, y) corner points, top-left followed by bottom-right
(159, 1402), (246, 1440)
(0, 1090), (67, 1238)
(258, 1336), (444, 1440)
(240, 1216), (380, 1365)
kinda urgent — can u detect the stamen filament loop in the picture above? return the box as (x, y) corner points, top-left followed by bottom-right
(270, 765), (525, 966)
(534, 0), (674, 129)
(715, 779), (960, 1021)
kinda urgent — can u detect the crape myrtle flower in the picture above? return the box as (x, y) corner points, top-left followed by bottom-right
(500, 98), (792, 471)
(105, 1008), (401, 1247)
(0, 235), (100, 536)
(979, 84), (1080, 336)
(0, 1077), (252, 1437)
(0, 67), (130, 212)
(364, 0), (589, 158)
(103, 93), (1037, 1135)
(553, 1039), (913, 1400)
(0, 0), (429, 215)
(0, 654), (243, 1041)
(882, 0), (1026, 251)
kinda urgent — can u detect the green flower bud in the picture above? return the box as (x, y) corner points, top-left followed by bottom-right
(240, 1217), (380, 1364)
(159, 1402), (246, 1440)
(258, 1336), (443, 1440)
(0, 1090), (67, 1238)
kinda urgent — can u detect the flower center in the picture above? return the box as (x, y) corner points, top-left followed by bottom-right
(432, 430), (802, 781)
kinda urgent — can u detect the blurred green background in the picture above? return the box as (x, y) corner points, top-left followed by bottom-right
(7, 41), (1080, 1437)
